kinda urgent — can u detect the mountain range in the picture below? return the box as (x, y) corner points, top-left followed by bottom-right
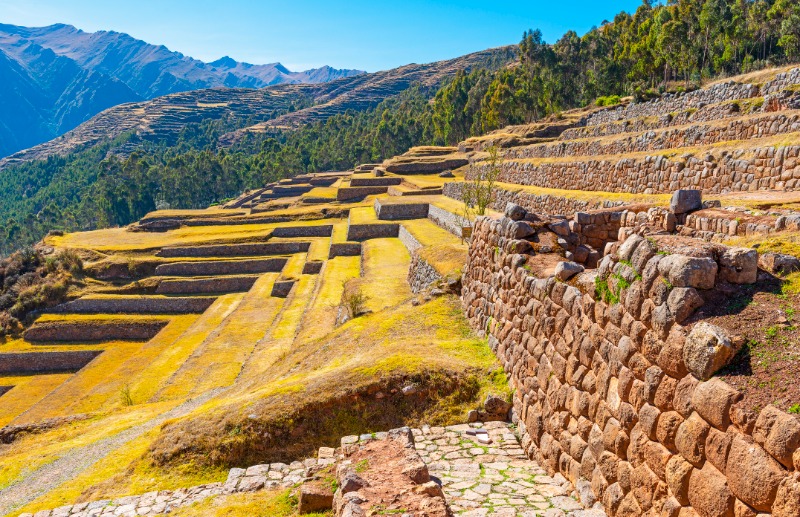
(0, 23), (364, 157)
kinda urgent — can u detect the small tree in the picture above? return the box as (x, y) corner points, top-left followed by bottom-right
(460, 145), (502, 237)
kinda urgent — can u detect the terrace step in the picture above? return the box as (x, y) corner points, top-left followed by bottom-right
(155, 276), (259, 295)
(157, 242), (310, 257)
(0, 351), (103, 374)
(154, 258), (288, 276)
(24, 319), (169, 342)
(49, 296), (217, 315)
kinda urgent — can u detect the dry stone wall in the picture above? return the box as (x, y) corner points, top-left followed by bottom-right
(157, 242), (309, 258)
(485, 144), (800, 194)
(443, 183), (627, 218)
(50, 296), (216, 314)
(461, 216), (800, 517)
(586, 82), (760, 127)
(509, 112), (800, 161)
(24, 320), (168, 342)
(154, 258), (287, 276)
(0, 351), (102, 374)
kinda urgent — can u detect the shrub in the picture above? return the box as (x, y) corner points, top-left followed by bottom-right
(595, 95), (622, 107)
(341, 281), (369, 319)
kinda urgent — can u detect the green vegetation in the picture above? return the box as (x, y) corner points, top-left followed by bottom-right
(461, 145), (501, 220)
(0, 247), (83, 335)
(4, 0), (800, 253)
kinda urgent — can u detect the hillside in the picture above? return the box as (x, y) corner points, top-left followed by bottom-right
(2, 62), (800, 517)
(0, 23), (364, 158)
(0, 45), (514, 169)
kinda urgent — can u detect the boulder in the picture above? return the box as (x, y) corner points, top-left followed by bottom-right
(670, 190), (703, 215)
(683, 322), (741, 381)
(484, 393), (512, 417)
(753, 405), (800, 469)
(759, 252), (800, 275)
(505, 202), (527, 221)
(718, 248), (758, 284)
(510, 221), (536, 239)
(438, 170), (454, 178)
(555, 261), (585, 281)
(773, 473), (800, 517)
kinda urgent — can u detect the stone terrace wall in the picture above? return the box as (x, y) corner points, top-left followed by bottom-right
(486, 144), (800, 194)
(442, 182), (627, 218)
(0, 351), (102, 374)
(586, 82), (760, 127)
(154, 258), (288, 276)
(157, 242), (310, 258)
(51, 297), (216, 314)
(461, 216), (800, 517)
(509, 112), (800, 160)
(763, 68), (800, 95)
(24, 320), (169, 342)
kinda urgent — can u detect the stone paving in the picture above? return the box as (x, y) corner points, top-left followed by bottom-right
(408, 422), (605, 517)
(19, 422), (605, 517)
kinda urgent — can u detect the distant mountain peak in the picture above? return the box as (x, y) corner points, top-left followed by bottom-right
(210, 56), (238, 68)
(274, 62), (291, 74)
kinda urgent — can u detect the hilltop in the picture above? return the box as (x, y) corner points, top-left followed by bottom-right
(0, 23), (364, 158)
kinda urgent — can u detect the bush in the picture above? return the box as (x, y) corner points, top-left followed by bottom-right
(341, 281), (369, 319)
(595, 95), (622, 107)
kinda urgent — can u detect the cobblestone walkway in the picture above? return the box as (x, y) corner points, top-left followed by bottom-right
(19, 422), (605, 517)
(410, 422), (605, 517)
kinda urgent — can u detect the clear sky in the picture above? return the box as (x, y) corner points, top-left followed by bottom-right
(1, 0), (644, 72)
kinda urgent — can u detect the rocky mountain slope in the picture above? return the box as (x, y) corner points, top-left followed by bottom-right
(0, 46), (514, 169)
(0, 23), (364, 158)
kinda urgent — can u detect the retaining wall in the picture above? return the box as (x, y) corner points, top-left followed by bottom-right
(25, 320), (169, 342)
(374, 199), (430, 220)
(0, 351), (103, 373)
(462, 216), (800, 517)
(407, 253), (443, 294)
(586, 82), (760, 127)
(346, 223), (399, 241)
(302, 261), (324, 274)
(442, 183), (627, 218)
(0, 386), (13, 397)
(427, 204), (469, 238)
(271, 280), (296, 298)
(157, 242), (309, 258)
(51, 297), (216, 314)
(155, 276), (258, 294)
(486, 144), (800, 194)
(350, 177), (402, 187)
(337, 186), (389, 200)
(329, 243), (362, 258)
(272, 225), (333, 238)
(509, 112), (800, 160)
(154, 258), (287, 276)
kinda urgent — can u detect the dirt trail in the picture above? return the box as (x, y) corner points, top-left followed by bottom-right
(0, 388), (224, 516)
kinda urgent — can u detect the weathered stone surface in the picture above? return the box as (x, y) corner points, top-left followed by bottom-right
(688, 462), (735, 517)
(665, 455), (693, 505)
(675, 412), (710, 467)
(555, 261), (585, 281)
(299, 483), (335, 513)
(683, 323), (741, 380)
(726, 436), (787, 511)
(759, 252), (800, 275)
(773, 473), (800, 517)
(753, 405), (800, 468)
(658, 255), (718, 290)
(667, 287), (704, 324)
(691, 378), (742, 430)
(671, 190), (703, 215)
(718, 248), (758, 284)
(505, 202), (527, 221)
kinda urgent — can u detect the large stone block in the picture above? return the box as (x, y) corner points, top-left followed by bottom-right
(718, 248), (758, 284)
(688, 462), (735, 517)
(670, 190), (703, 214)
(658, 255), (718, 290)
(675, 412), (710, 467)
(726, 435), (787, 511)
(683, 323), (741, 381)
(691, 378), (742, 430)
(753, 405), (800, 469)
(773, 473), (800, 517)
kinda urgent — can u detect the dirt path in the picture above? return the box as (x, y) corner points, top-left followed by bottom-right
(0, 388), (224, 516)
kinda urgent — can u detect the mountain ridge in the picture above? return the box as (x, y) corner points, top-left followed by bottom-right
(0, 23), (365, 157)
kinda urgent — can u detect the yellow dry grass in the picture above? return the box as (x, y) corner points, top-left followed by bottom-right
(0, 374), (73, 427)
(349, 206), (379, 224)
(155, 274), (284, 400)
(167, 490), (329, 517)
(402, 218), (463, 247)
(304, 187), (336, 199)
(359, 239), (413, 312)
(293, 256), (360, 344)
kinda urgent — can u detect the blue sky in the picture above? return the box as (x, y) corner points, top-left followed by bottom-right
(2, 0), (644, 72)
